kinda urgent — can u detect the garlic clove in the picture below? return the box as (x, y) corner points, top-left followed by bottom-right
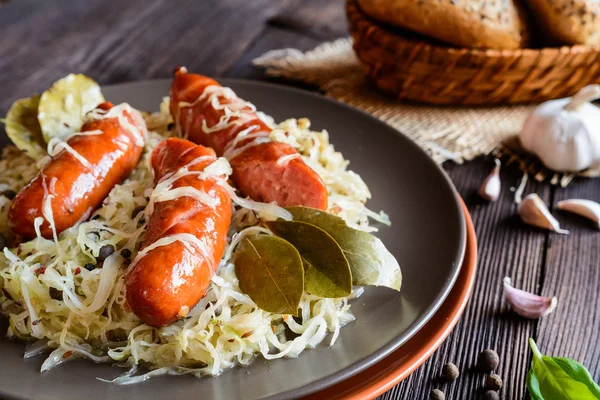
(557, 198), (600, 229)
(518, 194), (569, 234)
(503, 277), (557, 319)
(478, 159), (501, 201)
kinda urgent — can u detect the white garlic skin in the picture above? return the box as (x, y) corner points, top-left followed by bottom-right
(520, 98), (600, 172)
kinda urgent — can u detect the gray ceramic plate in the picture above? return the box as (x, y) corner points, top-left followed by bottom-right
(0, 79), (466, 400)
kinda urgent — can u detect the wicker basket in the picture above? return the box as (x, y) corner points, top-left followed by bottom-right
(347, 0), (600, 105)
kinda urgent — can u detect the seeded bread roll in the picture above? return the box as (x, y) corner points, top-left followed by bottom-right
(525, 0), (600, 45)
(355, 0), (530, 49)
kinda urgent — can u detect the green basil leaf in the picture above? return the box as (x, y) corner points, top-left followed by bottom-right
(265, 220), (352, 298)
(527, 338), (600, 400)
(233, 235), (304, 316)
(286, 206), (401, 291)
(528, 368), (543, 400)
(1, 94), (47, 160)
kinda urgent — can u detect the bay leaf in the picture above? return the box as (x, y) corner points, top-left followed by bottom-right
(233, 235), (303, 316)
(265, 220), (352, 298)
(1, 94), (47, 160)
(286, 206), (402, 291)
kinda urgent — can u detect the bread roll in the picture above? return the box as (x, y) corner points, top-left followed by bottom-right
(355, 0), (530, 49)
(525, 0), (600, 45)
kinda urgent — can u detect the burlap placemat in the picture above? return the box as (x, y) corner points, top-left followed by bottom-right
(253, 38), (599, 185)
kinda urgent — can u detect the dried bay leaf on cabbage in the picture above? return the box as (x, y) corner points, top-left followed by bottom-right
(286, 206), (402, 291)
(38, 73), (104, 142)
(233, 235), (304, 315)
(0, 94), (47, 160)
(265, 220), (352, 298)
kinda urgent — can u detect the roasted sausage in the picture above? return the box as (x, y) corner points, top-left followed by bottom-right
(170, 67), (328, 210)
(8, 102), (147, 239)
(125, 137), (232, 327)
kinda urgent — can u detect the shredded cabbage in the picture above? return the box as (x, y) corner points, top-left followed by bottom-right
(0, 97), (388, 383)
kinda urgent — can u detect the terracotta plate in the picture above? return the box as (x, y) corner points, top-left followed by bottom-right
(0, 79), (466, 400)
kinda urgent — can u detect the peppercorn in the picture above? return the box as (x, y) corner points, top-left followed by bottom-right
(430, 389), (445, 400)
(131, 206), (145, 219)
(485, 374), (503, 391)
(478, 349), (499, 371)
(49, 287), (63, 300)
(442, 362), (459, 381)
(84, 263), (96, 271)
(97, 244), (115, 262)
(120, 248), (132, 258)
(1, 189), (17, 200)
(482, 390), (499, 400)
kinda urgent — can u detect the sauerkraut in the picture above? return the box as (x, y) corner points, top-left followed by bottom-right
(0, 98), (386, 383)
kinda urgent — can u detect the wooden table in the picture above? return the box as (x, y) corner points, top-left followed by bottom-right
(1, 1), (598, 399)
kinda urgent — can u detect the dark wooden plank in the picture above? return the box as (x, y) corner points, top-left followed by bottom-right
(227, 0), (346, 79)
(267, 0), (348, 40)
(537, 178), (600, 381)
(0, 0), (104, 105)
(0, 0), (290, 113)
(227, 26), (323, 80)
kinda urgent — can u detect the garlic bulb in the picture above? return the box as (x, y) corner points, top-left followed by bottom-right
(519, 85), (600, 172)
(503, 277), (557, 319)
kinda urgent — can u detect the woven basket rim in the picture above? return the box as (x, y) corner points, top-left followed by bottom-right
(347, 0), (600, 57)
